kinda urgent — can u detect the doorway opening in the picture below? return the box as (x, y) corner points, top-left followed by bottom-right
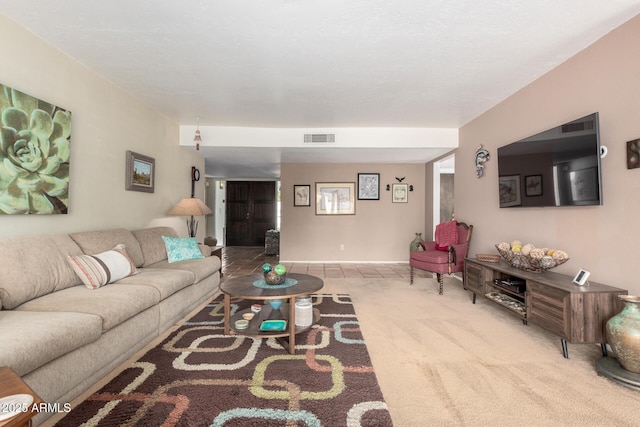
(433, 154), (455, 233)
(223, 181), (279, 247)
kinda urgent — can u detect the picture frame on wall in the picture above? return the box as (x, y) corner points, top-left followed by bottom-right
(392, 183), (408, 203)
(357, 173), (380, 200)
(525, 175), (543, 197)
(499, 175), (521, 207)
(569, 167), (598, 202)
(315, 182), (356, 215)
(0, 83), (72, 215)
(126, 150), (155, 193)
(293, 184), (311, 206)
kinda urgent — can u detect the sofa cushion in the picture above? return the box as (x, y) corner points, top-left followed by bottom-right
(0, 310), (102, 376)
(146, 255), (220, 283)
(116, 268), (195, 300)
(132, 227), (178, 267)
(69, 228), (145, 267)
(14, 284), (160, 332)
(67, 244), (139, 289)
(0, 234), (84, 309)
(162, 236), (205, 263)
(410, 249), (450, 265)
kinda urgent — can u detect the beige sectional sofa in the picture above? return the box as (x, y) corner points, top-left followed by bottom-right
(0, 226), (221, 425)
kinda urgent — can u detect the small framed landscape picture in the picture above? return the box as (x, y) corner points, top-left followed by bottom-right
(293, 185), (311, 207)
(126, 150), (155, 193)
(357, 173), (380, 200)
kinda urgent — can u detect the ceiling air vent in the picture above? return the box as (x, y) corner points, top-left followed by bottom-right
(304, 134), (335, 143)
(562, 119), (594, 133)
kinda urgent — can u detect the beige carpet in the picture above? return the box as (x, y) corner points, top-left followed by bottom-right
(44, 276), (639, 427)
(320, 277), (640, 427)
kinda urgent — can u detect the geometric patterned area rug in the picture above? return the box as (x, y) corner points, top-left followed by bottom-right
(55, 293), (393, 427)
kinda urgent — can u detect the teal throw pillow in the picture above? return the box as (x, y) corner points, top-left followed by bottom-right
(162, 236), (205, 263)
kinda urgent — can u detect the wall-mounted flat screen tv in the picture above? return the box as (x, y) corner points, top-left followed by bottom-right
(497, 112), (602, 208)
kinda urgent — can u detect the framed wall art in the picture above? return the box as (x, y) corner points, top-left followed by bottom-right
(293, 184), (311, 206)
(569, 167), (598, 202)
(126, 150), (155, 193)
(315, 182), (355, 215)
(0, 83), (71, 214)
(392, 183), (408, 203)
(525, 175), (542, 197)
(627, 138), (639, 169)
(499, 175), (521, 207)
(357, 173), (380, 200)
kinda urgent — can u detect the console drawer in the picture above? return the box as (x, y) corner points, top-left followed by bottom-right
(464, 262), (484, 294)
(527, 281), (569, 337)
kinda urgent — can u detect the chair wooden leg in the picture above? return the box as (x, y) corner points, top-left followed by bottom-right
(410, 266), (414, 285)
(437, 273), (444, 295)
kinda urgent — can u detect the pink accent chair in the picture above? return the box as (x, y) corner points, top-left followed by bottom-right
(409, 221), (473, 295)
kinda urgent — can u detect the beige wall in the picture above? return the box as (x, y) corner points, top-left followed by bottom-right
(0, 13), (205, 240)
(456, 15), (640, 295)
(280, 163), (426, 262)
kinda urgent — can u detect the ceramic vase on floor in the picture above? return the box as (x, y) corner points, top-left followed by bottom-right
(410, 233), (423, 252)
(606, 295), (640, 373)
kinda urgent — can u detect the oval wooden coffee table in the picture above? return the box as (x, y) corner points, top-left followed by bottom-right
(220, 273), (324, 354)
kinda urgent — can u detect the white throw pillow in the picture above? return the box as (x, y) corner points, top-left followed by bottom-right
(67, 244), (138, 289)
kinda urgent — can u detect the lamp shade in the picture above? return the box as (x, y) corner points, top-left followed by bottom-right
(167, 197), (213, 216)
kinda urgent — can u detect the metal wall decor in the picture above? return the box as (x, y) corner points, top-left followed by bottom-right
(386, 176), (413, 202)
(475, 145), (490, 178)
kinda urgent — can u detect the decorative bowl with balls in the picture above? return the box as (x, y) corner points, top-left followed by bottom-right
(263, 263), (287, 285)
(495, 240), (569, 273)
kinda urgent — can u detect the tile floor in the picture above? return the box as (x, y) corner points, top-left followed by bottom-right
(220, 246), (432, 280)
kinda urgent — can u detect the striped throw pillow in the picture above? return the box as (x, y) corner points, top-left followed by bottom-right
(67, 244), (138, 289)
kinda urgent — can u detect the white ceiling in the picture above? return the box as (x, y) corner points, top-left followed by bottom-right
(1, 1), (639, 177)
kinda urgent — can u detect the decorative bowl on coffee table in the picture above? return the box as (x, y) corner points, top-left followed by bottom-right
(264, 270), (287, 285)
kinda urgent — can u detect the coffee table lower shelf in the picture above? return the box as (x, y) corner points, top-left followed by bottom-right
(226, 304), (320, 353)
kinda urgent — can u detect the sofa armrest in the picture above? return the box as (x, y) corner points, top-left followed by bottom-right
(199, 244), (212, 257)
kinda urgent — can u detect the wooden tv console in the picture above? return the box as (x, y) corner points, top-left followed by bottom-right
(464, 258), (627, 358)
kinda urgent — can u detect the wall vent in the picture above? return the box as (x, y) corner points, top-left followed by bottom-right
(304, 134), (336, 143)
(562, 120), (594, 133)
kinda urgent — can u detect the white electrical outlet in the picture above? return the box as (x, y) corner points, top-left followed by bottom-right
(340, 244), (344, 250)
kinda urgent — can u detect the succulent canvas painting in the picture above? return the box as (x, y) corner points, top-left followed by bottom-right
(0, 84), (71, 214)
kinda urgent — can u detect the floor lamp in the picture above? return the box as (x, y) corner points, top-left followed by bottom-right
(167, 197), (213, 238)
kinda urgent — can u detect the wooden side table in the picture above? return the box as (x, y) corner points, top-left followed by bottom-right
(0, 367), (42, 427)
(210, 246), (223, 277)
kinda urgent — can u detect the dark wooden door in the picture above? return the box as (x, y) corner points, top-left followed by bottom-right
(226, 181), (276, 246)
